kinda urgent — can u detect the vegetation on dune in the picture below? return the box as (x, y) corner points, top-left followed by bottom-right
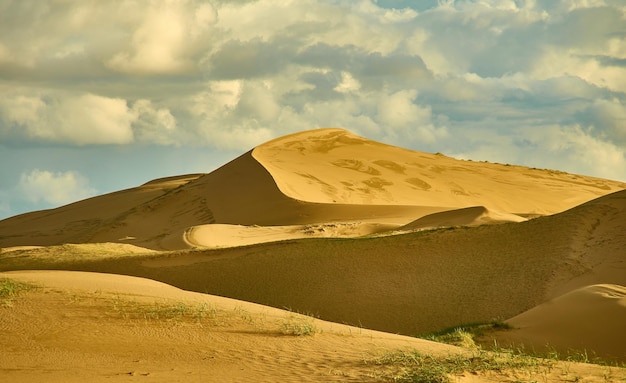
(420, 321), (626, 369)
(370, 348), (551, 383)
(280, 314), (317, 336)
(109, 296), (218, 323)
(420, 320), (512, 348)
(0, 278), (37, 307)
(108, 294), (319, 336)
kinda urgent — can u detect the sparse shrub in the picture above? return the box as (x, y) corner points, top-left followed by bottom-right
(110, 297), (217, 323)
(0, 278), (36, 307)
(280, 315), (316, 336)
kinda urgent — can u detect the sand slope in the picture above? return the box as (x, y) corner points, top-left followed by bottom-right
(486, 284), (626, 362)
(0, 150), (444, 250)
(0, 270), (451, 383)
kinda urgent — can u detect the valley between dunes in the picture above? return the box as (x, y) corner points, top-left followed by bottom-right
(1, 128), (626, 382)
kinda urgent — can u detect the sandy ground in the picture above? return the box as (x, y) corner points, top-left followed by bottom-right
(2, 271), (624, 383)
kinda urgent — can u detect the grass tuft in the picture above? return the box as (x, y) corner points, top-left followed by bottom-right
(280, 315), (317, 336)
(0, 278), (36, 307)
(110, 297), (217, 323)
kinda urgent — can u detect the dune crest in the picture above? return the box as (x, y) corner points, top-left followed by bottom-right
(398, 206), (527, 231)
(252, 128), (626, 215)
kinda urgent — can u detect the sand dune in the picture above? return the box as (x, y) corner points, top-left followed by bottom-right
(1, 128), (624, 251)
(0, 270), (453, 383)
(185, 221), (397, 248)
(0, 149), (445, 250)
(486, 284), (626, 362)
(4, 190), (625, 344)
(1, 128), (625, 375)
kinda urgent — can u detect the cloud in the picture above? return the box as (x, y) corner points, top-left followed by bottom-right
(18, 169), (97, 206)
(0, 90), (135, 145)
(107, 0), (216, 75)
(579, 98), (626, 144)
(0, 0), (625, 190)
(528, 124), (626, 181)
(131, 99), (179, 145)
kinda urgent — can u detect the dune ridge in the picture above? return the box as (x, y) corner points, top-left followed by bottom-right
(398, 206), (527, 231)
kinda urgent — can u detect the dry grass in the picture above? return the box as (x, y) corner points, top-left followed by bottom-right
(109, 296), (218, 323)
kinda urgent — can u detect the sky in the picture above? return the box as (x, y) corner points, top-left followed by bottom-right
(1, 0), (625, 220)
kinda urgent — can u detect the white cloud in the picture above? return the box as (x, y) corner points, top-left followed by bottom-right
(529, 124), (626, 181)
(107, 0), (216, 75)
(334, 71), (361, 94)
(18, 169), (97, 206)
(0, 90), (135, 145)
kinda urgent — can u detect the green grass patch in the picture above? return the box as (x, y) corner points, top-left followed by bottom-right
(420, 321), (511, 348)
(0, 278), (36, 306)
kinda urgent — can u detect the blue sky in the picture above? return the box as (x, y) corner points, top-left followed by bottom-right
(1, 0), (625, 219)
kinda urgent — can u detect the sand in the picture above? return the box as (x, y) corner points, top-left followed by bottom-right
(2, 270), (624, 383)
(1, 128), (625, 381)
(253, 129), (624, 214)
